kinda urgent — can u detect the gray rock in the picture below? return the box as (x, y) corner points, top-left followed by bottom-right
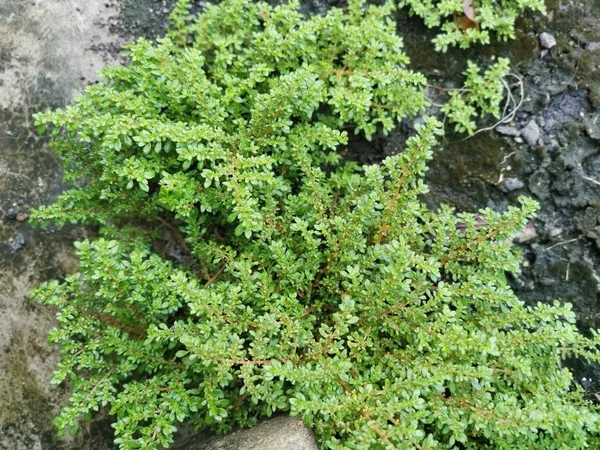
(549, 227), (563, 237)
(9, 233), (25, 253)
(502, 177), (525, 191)
(585, 113), (600, 141)
(495, 125), (520, 137)
(581, 377), (593, 390)
(176, 416), (318, 450)
(521, 120), (541, 147)
(539, 32), (557, 49)
(587, 42), (600, 51)
(5, 208), (17, 220)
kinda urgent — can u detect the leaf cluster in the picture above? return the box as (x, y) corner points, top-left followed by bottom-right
(31, 1), (600, 449)
(441, 58), (510, 134)
(398, 0), (546, 51)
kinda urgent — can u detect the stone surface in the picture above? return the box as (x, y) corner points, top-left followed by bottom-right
(8, 233), (26, 253)
(495, 125), (520, 136)
(501, 177), (525, 191)
(585, 112), (600, 141)
(174, 416), (318, 450)
(4, 208), (17, 220)
(520, 120), (541, 147)
(539, 32), (557, 49)
(15, 212), (29, 222)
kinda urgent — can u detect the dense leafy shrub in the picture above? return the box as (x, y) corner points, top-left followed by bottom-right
(399, 0), (546, 51)
(32, 0), (600, 449)
(34, 0), (427, 231)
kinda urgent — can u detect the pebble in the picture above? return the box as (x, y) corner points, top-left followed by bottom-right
(9, 233), (25, 253)
(16, 212), (29, 222)
(549, 227), (562, 237)
(514, 136), (524, 144)
(539, 32), (557, 49)
(587, 42), (600, 51)
(5, 208), (17, 220)
(502, 178), (525, 191)
(540, 277), (556, 286)
(581, 377), (593, 390)
(516, 222), (538, 243)
(496, 125), (520, 137)
(520, 120), (541, 147)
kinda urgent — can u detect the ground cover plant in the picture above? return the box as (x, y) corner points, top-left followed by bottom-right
(31, 0), (600, 448)
(398, 0), (546, 51)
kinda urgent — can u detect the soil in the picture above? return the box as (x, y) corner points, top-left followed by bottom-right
(0, 0), (599, 448)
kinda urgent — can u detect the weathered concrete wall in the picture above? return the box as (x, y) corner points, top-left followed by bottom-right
(0, 1), (127, 448)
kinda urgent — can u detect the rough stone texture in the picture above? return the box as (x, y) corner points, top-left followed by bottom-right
(538, 32), (557, 49)
(174, 416), (318, 450)
(520, 120), (541, 147)
(501, 177), (525, 191)
(495, 125), (520, 136)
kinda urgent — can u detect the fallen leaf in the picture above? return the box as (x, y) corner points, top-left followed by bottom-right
(462, 0), (476, 22)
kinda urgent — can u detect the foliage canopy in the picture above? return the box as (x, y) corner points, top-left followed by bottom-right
(32, 0), (600, 449)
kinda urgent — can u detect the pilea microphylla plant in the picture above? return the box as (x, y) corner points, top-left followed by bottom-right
(31, 0), (600, 449)
(398, 0), (546, 51)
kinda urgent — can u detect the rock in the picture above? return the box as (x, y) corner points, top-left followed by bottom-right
(15, 212), (29, 222)
(585, 113), (600, 141)
(9, 233), (25, 253)
(175, 416), (319, 450)
(581, 377), (593, 390)
(539, 32), (557, 49)
(514, 136), (524, 144)
(5, 208), (17, 220)
(520, 120), (541, 147)
(549, 227), (562, 238)
(495, 125), (520, 137)
(587, 42), (600, 51)
(502, 177), (525, 191)
(539, 276), (556, 286)
(515, 222), (538, 243)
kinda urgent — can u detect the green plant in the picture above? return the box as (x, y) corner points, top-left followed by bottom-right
(440, 58), (511, 134)
(31, 0), (600, 449)
(399, 0), (546, 51)
(33, 0), (427, 232)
